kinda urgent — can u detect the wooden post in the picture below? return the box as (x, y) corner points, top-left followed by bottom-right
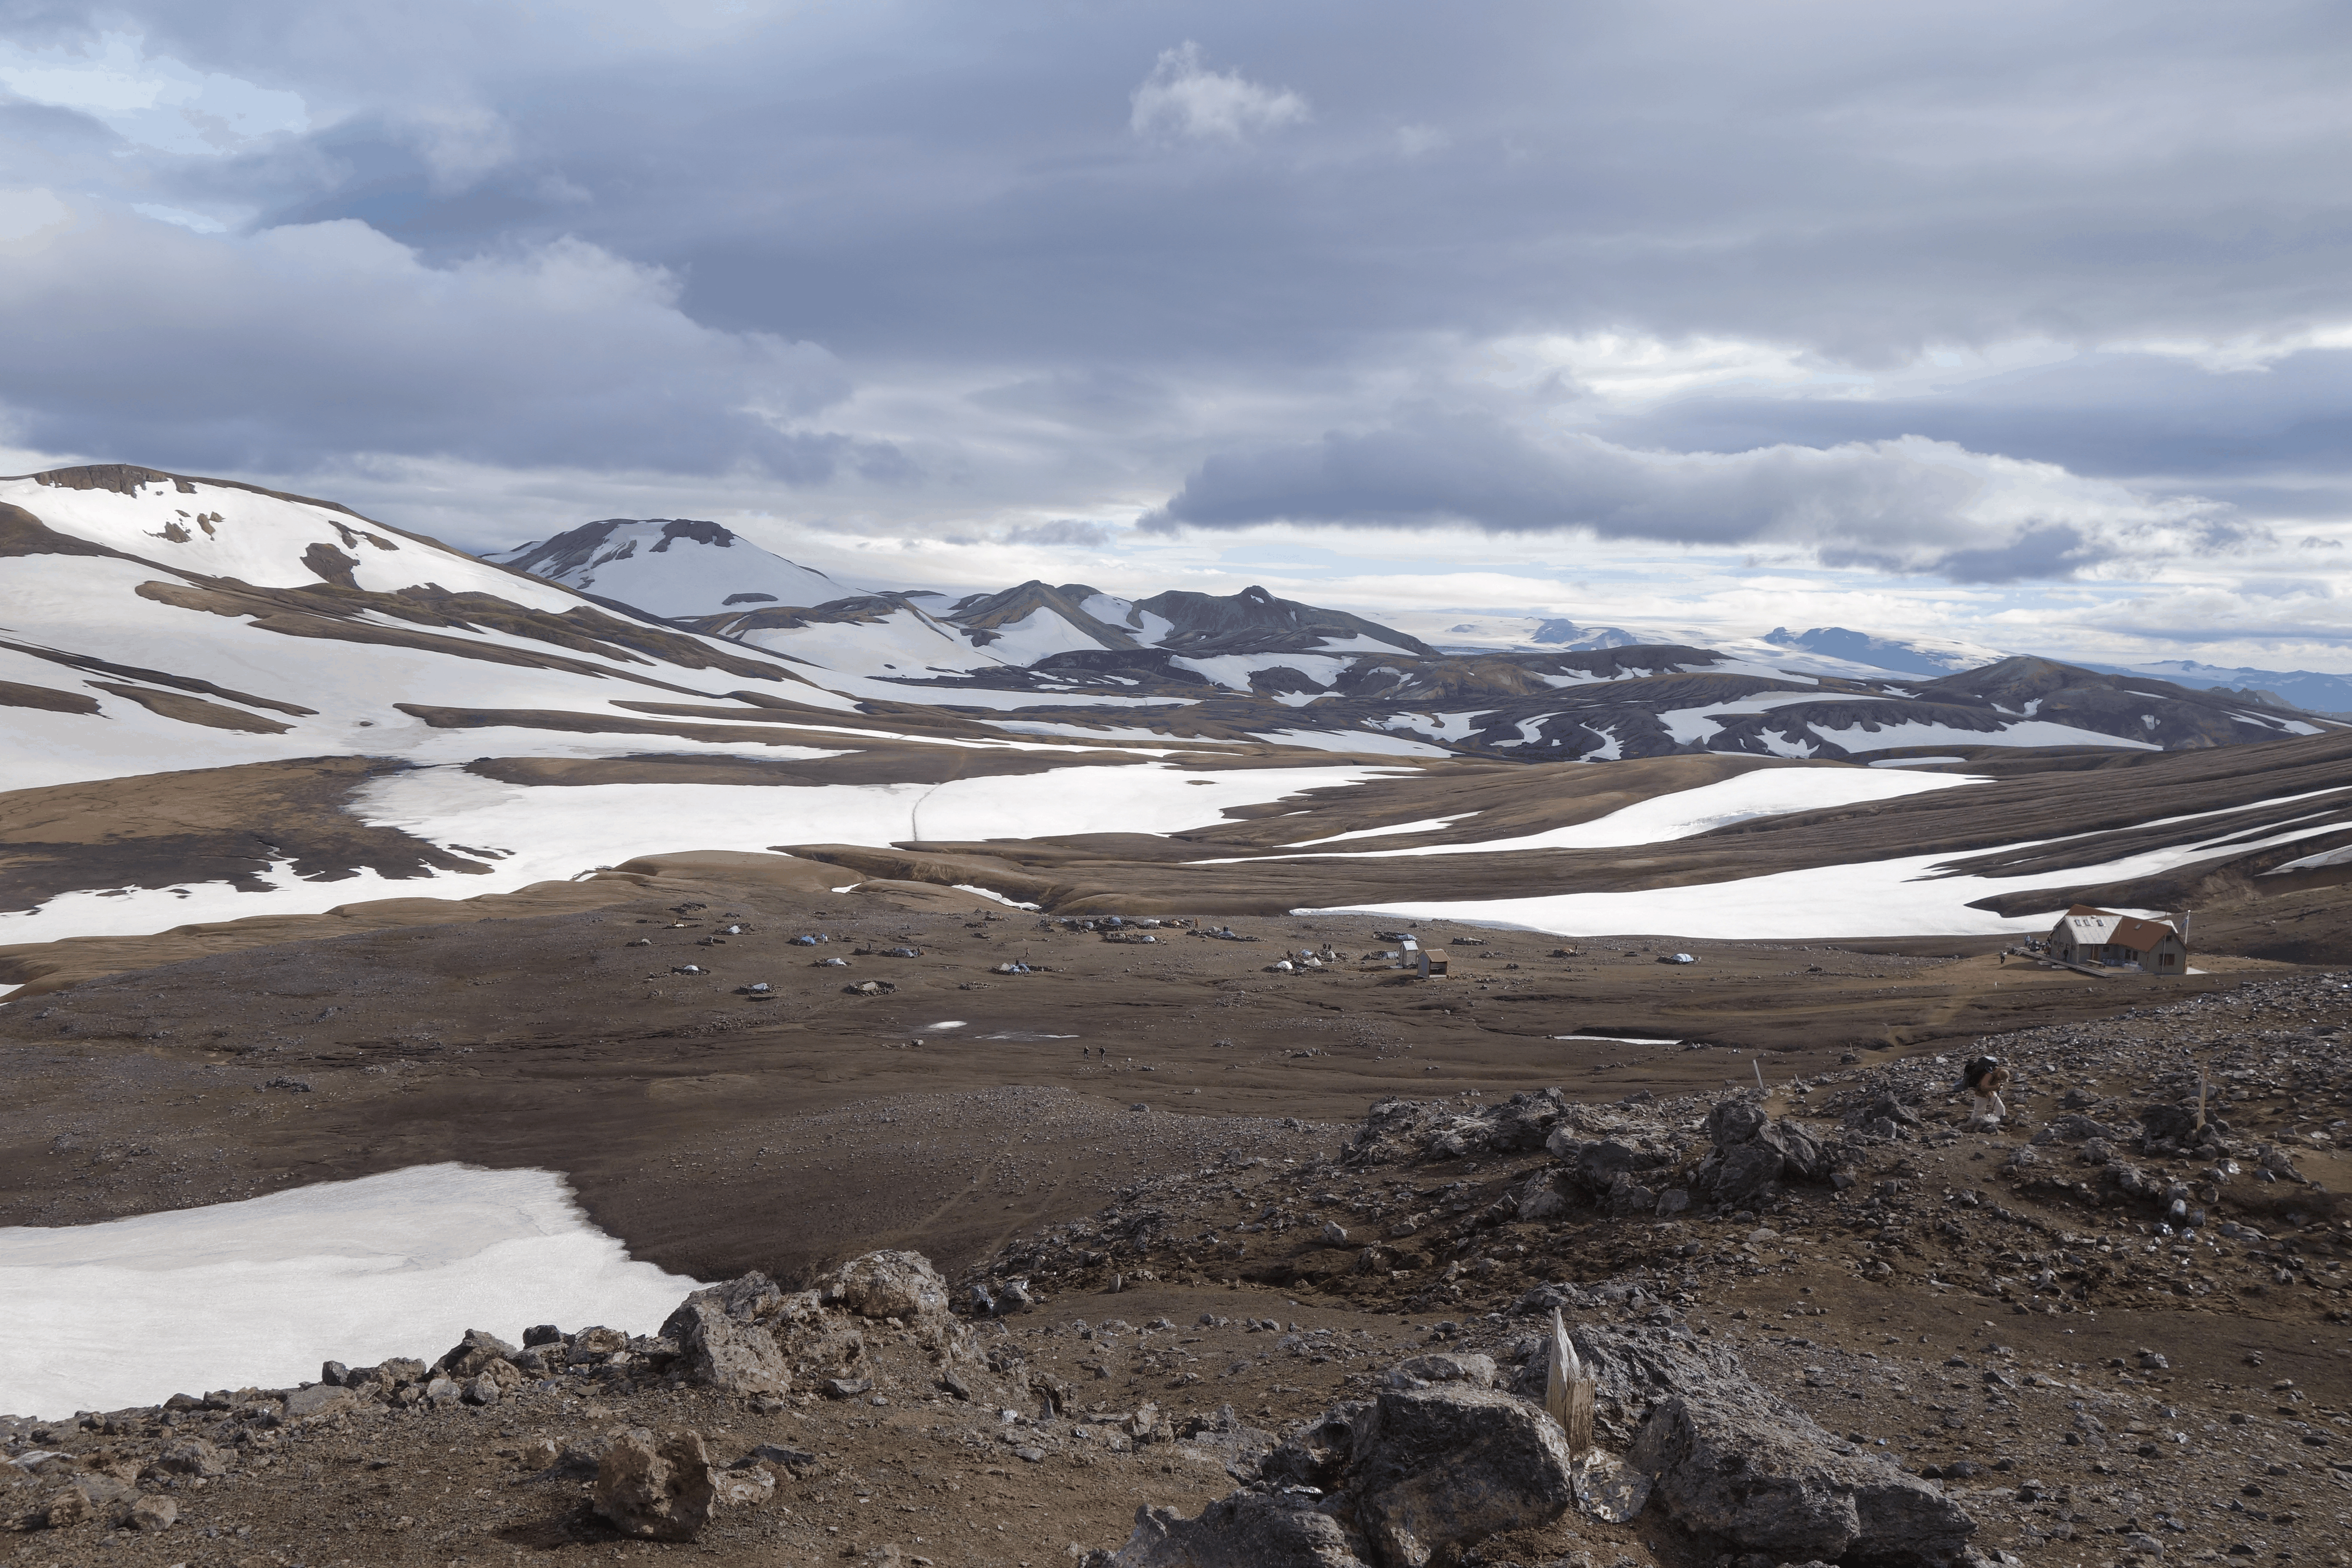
(1546, 1306), (1597, 1484)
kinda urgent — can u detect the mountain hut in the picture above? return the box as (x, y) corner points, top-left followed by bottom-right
(2046, 905), (2189, 973)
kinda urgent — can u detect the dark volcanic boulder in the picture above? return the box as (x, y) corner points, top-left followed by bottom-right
(1343, 1386), (1577, 1566)
(1481, 1088), (1570, 1151)
(1629, 1391), (1973, 1566)
(1700, 1096), (1835, 1204)
(1545, 1131), (1678, 1195)
(1508, 1323), (1976, 1566)
(435, 1329), (518, 1380)
(1102, 1491), (1371, 1568)
(2138, 1102), (2214, 1150)
(1119, 1386), (1574, 1568)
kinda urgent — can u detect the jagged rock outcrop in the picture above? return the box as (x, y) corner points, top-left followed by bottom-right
(660, 1250), (1031, 1415)
(1629, 1392), (1975, 1566)
(1524, 1323), (1975, 1566)
(1347, 1089), (1573, 1165)
(1099, 1321), (1977, 1568)
(1696, 1098), (1838, 1206)
(662, 1283), (793, 1396)
(1100, 1383), (1575, 1568)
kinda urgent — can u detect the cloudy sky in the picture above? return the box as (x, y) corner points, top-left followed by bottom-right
(6, 0), (2352, 668)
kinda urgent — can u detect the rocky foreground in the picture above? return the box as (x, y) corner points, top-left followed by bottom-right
(6, 971), (2352, 1566)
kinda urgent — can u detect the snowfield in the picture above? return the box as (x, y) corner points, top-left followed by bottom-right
(1307, 790), (2352, 940)
(0, 758), (1410, 946)
(0, 1165), (698, 1419)
(1196, 765), (1979, 864)
(349, 761), (1413, 901)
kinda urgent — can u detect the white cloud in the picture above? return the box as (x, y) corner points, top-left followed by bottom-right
(1130, 42), (1308, 143)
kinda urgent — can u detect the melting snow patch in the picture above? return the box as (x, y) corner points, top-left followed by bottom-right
(1303, 795), (2352, 940)
(1281, 814), (1474, 848)
(1251, 728), (1455, 758)
(1552, 1035), (1682, 1045)
(954, 883), (1042, 910)
(0, 1164), (699, 1420)
(1200, 767), (1977, 864)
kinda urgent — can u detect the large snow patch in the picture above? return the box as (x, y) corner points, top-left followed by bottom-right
(0, 1165), (698, 1419)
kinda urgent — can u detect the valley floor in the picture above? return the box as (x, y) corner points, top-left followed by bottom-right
(4, 861), (2351, 1565)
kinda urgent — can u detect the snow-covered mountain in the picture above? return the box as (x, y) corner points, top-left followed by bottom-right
(1758, 624), (2009, 677)
(2080, 660), (2352, 717)
(673, 580), (1438, 704)
(1528, 617), (1643, 650)
(11, 463), (2331, 804)
(0, 465), (871, 794)
(7, 462), (2351, 961)
(477, 511), (2336, 760)
(482, 518), (846, 618)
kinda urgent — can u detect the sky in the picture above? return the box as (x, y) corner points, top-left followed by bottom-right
(5, 0), (2352, 668)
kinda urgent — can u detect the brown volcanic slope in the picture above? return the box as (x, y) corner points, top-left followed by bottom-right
(0, 845), (2309, 1290)
(8, 728), (2352, 1002)
(757, 728), (2352, 940)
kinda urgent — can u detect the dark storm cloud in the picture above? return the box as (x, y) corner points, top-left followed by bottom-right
(1137, 403), (2258, 580)
(0, 211), (891, 479)
(1606, 349), (2352, 487)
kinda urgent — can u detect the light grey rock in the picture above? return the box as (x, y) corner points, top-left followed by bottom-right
(820, 1249), (950, 1319)
(1386, 1352), (1497, 1389)
(664, 1297), (791, 1395)
(714, 1464), (775, 1506)
(125, 1494), (178, 1532)
(1627, 1385), (1975, 1566)
(570, 1325), (630, 1362)
(660, 1272), (784, 1339)
(462, 1372), (502, 1406)
(593, 1427), (716, 1542)
(1515, 1172), (1572, 1221)
(282, 1383), (355, 1421)
(152, 1437), (229, 1477)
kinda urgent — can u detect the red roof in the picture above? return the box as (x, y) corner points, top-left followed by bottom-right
(2052, 904), (2180, 952)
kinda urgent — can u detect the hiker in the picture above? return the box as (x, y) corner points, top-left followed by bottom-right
(1959, 1054), (2010, 1129)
